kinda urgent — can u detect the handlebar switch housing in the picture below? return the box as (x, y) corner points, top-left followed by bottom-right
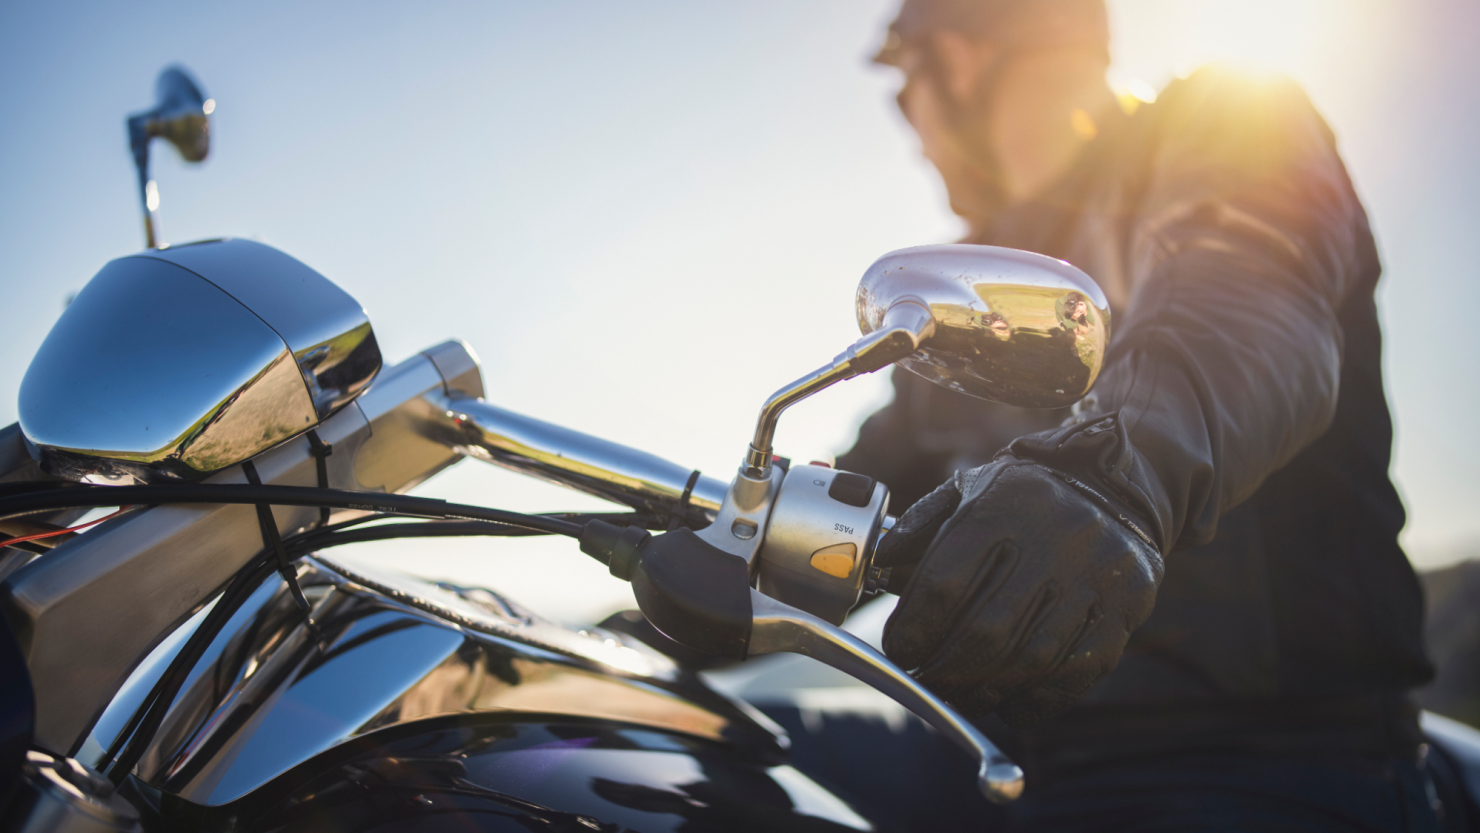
(755, 464), (889, 625)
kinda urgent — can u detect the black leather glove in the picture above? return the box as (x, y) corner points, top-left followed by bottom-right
(876, 456), (1164, 726)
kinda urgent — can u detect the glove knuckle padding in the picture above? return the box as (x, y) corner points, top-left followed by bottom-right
(955, 583), (1099, 704)
(881, 461), (1164, 723)
(915, 568), (1050, 696)
(873, 478), (961, 569)
(884, 534), (1018, 671)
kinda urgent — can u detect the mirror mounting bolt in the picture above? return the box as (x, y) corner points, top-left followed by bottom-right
(730, 467), (772, 510)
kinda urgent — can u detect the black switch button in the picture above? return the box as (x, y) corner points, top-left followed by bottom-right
(828, 471), (875, 508)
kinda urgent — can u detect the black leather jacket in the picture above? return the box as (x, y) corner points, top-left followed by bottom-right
(838, 67), (1433, 780)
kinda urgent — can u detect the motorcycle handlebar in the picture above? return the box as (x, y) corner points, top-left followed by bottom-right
(429, 394), (898, 574)
(430, 395), (729, 526)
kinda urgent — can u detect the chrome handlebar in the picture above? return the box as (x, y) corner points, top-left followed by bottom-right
(429, 395), (728, 528)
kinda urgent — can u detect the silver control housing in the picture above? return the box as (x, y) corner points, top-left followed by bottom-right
(755, 465), (889, 625)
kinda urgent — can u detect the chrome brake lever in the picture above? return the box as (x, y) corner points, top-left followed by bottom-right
(746, 588), (1025, 804)
(575, 468), (1025, 803)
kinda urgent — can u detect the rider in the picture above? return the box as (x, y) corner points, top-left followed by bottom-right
(839, 0), (1440, 827)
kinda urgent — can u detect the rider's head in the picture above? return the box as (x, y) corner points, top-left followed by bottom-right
(875, 0), (1112, 214)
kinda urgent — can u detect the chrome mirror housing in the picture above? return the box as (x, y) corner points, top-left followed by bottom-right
(739, 243), (1111, 480)
(18, 239), (381, 484)
(856, 244), (1110, 408)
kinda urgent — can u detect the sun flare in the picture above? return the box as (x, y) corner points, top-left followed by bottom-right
(1108, 0), (1358, 93)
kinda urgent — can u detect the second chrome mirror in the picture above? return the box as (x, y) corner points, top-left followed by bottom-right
(128, 66), (213, 249)
(856, 244), (1110, 409)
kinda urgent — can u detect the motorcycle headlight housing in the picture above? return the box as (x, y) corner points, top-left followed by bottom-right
(19, 238), (381, 484)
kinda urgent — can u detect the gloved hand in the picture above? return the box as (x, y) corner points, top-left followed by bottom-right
(876, 457), (1164, 726)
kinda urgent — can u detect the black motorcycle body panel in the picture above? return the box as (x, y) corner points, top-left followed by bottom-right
(128, 719), (878, 832)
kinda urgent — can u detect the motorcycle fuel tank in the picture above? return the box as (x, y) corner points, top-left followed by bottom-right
(133, 721), (878, 832)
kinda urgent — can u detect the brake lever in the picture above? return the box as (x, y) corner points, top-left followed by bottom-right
(747, 589), (1025, 804)
(578, 522), (1025, 804)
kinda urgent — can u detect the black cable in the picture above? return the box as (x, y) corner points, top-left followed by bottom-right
(541, 511), (665, 530)
(282, 513), (663, 558)
(668, 470), (702, 531)
(97, 502), (401, 781)
(0, 481), (80, 501)
(0, 482), (87, 547)
(242, 462), (312, 614)
(0, 484), (585, 538)
(305, 429), (333, 528)
(300, 512), (391, 536)
(298, 511), (660, 541)
(283, 521), (565, 554)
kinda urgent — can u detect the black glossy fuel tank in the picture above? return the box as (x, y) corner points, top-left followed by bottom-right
(137, 718), (882, 832)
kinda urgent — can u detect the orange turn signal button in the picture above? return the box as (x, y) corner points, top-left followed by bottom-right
(809, 543), (858, 578)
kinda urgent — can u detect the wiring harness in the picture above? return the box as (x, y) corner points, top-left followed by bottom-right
(0, 480), (661, 785)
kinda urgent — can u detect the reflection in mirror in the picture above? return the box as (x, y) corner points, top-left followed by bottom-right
(856, 244), (1110, 409)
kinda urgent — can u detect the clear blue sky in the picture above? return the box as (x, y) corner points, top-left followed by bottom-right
(2, 1), (1476, 622)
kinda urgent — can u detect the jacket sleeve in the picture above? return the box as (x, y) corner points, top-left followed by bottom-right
(1010, 67), (1382, 553)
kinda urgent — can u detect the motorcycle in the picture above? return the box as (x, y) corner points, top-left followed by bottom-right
(2, 67), (1479, 833)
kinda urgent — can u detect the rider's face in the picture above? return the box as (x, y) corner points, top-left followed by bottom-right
(894, 47), (957, 175)
(892, 37), (1003, 216)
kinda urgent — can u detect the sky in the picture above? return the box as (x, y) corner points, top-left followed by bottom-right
(2, 0), (1477, 624)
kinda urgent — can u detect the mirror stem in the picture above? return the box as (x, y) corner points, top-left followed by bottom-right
(743, 301), (935, 478)
(744, 361), (854, 477)
(129, 112), (160, 249)
(142, 205), (159, 250)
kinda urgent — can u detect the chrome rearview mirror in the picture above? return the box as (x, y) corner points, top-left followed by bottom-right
(128, 66), (213, 249)
(18, 239), (381, 484)
(741, 243), (1109, 479)
(857, 244), (1110, 408)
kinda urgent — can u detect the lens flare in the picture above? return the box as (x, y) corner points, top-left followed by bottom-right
(1108, 0), (1349, 88)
